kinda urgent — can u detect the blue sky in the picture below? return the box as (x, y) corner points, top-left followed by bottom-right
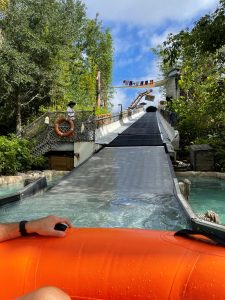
(82, 0), (219, 113)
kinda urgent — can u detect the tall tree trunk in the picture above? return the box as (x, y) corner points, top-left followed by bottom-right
(96, 70), (101, 107)
(16, 94), (22, 136)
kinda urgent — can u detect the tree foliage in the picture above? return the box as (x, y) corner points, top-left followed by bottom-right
(0, 0), (113, 134)
(156, 0), (225, 170)
(0, 135), (46, 175)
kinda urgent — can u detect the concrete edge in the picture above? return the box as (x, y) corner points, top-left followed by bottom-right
(176, 171), (225, 180)
(157, 111), (179, 151)
(173, 178), (196, 219)
(173, 177), (225, 235)
(156, 112), (175, 156)
(0, 177), (47, 207)
(95, 111), (145, 140)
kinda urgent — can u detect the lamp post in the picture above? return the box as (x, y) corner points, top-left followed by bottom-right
(118, 104), (123, 115)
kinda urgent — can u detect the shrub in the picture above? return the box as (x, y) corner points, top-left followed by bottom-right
(0, 135), (46, 175)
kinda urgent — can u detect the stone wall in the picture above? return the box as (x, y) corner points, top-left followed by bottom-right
(0, 170), (69, 186)
(176, 171), (225, 180)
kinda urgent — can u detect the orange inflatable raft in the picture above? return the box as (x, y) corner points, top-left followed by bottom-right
(1, 228), (225, 300)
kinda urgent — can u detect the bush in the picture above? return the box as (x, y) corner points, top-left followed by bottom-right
(95, 107), (111, 116)
(0, 135), (46, 175)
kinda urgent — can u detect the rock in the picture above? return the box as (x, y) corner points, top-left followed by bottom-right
(24, 178), (38, 187)
(179, 179), (191, 200)
(0, 170), (69, 186)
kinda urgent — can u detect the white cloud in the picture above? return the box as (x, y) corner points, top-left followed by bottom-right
(112, 25), (182, 70)
(117, 54), (143, 68)
(97, 1), (219, 72)
(110, 89), (129, 113)
(113, 35), (133, 55)
(82, 0), (219, 111)
(130, 59), (161, 82)
(148, 26), (181, 48)
(83, 0), (218, 26)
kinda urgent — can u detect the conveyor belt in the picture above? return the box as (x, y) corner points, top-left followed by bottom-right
(49, 146), (174, 196)
(108, 112), (164, 147)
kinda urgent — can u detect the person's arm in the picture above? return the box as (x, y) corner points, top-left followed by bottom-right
(0, 215), (71, 242)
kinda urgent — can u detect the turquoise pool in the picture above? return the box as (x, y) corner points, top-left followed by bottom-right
(1, 176), (224, 230)
(0, 175), (64, 198)
(0, 182), (23, 197)
(185, 176), (225, 224)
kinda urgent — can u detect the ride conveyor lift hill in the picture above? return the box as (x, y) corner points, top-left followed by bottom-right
(107, 112), (164, 147)
(49, 111), (190, 229)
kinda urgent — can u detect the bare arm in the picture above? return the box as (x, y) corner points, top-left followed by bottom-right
(0, 215), (71, 242)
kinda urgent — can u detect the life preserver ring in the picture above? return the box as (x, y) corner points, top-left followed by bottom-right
(54, 117), (74, 137)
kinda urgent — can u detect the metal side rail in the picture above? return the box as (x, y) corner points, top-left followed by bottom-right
(22, 110), (96, 156)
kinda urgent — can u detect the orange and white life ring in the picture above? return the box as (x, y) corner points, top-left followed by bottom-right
(54, 117), (74, 137)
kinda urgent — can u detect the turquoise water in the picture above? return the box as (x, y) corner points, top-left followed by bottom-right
(0, 191), (190, 231)
(185, 177), (225, 224)
(1, 176), (224, 230)
(0, 175), (63, 198)
(0, 174), (190, 232)
(0, 182), (23, 197)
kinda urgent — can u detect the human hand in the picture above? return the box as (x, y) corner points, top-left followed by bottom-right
(26, 215), (71, 237)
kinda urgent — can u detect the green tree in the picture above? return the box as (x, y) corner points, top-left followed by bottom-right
(0, 0), (113, 134)
(0, 0), (89, 134)
(156, 0), (225, 169)
(79, 17), (113, 108)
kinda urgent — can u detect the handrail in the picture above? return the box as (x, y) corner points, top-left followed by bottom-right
(21, 108), (143, 156)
